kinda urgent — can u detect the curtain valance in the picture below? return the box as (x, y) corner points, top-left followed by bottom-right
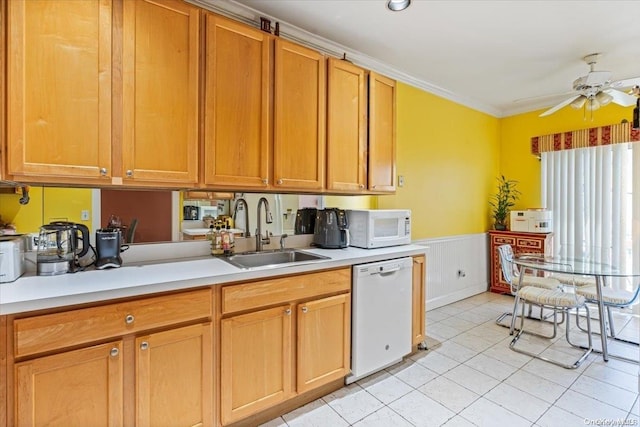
(531, 122), (640, 154)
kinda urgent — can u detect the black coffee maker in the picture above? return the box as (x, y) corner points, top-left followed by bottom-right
(313, 208), (349, 248)
(294, 208), (317, 234)
(95, 228), (123, 269)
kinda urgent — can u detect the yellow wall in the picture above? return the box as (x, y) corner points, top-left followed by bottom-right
(325, 195), (375, 209)
(501, 104), (635, 209)
(377, 83), (501, 239)
(0, 187), (93, 235)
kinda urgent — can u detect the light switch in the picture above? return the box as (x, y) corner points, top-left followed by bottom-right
(81, 210), (90, 221)
(398, 175), (405, 187)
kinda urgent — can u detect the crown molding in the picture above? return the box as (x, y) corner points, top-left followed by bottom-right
(187, 0), (504, 118)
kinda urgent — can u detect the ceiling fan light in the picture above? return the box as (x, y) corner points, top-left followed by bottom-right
(387, 0), (411, 11)
(586, 98), (600, 111)
(570, 96), (586, 109)
(595, 91), (613, 106)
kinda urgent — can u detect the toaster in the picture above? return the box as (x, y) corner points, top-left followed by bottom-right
(0, 235), (26, 283)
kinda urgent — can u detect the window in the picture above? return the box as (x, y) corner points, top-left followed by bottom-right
(541, 142), (640, 280)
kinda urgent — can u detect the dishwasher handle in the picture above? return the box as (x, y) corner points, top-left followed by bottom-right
(371, 266), (402, 276)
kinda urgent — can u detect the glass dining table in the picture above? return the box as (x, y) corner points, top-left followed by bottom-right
(513, 254), (640, 362)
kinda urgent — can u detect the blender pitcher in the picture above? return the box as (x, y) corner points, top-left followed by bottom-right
(36, 221), (90, 275)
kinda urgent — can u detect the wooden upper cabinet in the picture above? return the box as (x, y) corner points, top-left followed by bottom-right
(121, 0), (199, 186)
(7, 0), (112, 182)
(273, 39), (326, 191)
(368, 72), (396, 192)
(326, 58), (368, 192)
(203, 14), (271, 189)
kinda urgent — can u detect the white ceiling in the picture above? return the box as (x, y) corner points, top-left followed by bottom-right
(201, 0), (640, 118)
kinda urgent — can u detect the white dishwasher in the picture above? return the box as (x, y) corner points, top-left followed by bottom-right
(347, 257), (413, 384)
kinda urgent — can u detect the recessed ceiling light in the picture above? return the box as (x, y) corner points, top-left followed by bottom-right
(387, 0), (411, 12)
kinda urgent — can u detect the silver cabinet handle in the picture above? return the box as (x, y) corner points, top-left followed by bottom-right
(110, 347), (119, 357)
(285, 308), (291, 315)
(359, 184), (364, 189)
(100, 168), (107, 176)
(262, 179), (268, 184)
(277, 179), (283, 185)
(126, 170), (133, 177)
(301, 306), (308, 313)
(125, 314), (135, 324)
(140, 342), (149, 351)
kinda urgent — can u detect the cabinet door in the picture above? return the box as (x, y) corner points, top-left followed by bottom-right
(326, 58), (368, 192)
(15, 341), (123, 427)
(1, 316), (6, 427)
(7, 0), (112, 182)
(204, 14), (271, 189)
(220, 305), (293, 424)
(135, 323), (213, 427)
(368, 72), (396, 192)
(274, 39), (326, 190)
(122, 0), (199, 185)
(412, 255), (426, 346)
(297, 294), (350, 394)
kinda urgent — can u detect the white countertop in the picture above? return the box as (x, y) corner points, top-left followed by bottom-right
(0, 244), (427, 315)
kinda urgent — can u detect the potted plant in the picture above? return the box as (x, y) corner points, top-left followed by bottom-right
(489, 175), (520, 231)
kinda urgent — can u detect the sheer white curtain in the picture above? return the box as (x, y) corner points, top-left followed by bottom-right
(541, 142), (640, 274)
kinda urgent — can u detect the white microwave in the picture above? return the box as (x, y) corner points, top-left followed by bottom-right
(347, 209), (411, 249)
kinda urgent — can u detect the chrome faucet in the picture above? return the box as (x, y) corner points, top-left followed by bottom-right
(232, 198), (250, 238)
(255, 197), (273, 252)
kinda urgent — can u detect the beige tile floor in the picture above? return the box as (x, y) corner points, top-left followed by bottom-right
(262, 292), (640, 427)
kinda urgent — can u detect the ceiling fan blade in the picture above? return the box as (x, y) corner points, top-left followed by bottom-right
(604, 89), (637, 107)
(610, 77), (640, 89)
(539, 95), (583, 117)
(584, 70), (612, 85)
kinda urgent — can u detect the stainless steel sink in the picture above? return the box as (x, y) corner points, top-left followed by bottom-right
(219, 249), (330, 269)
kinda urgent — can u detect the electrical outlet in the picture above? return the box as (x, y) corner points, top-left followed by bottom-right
(398, 175), (405, 187)
(81, 210), (90, 221)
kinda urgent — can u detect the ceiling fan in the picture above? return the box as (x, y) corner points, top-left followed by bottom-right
(539, 53), (639, 117)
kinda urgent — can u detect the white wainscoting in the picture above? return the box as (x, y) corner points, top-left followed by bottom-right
(414, 233), (489, 310)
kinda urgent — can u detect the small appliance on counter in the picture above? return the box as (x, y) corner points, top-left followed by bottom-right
(313, 208), (349, 248)
(347, 209), (411, 249)
(95, 228), (123, 269)
(36, 221), (90, 276)
(183, 205), (199, 221)
(510, 209), (553, 233)
(0, 235), (26, 283)
(294, 208), (317, 234)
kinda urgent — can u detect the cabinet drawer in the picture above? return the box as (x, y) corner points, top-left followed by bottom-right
(516, 238), (543, 250)
(14, 289), (212, 358)
(493, 235), (516, 245)
(222, 268), (351, 314)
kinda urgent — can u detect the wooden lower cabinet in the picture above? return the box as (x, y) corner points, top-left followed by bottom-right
(412, 255), (426, 346)
(297, 294), (350, 393)
(219, 268), (351, 425)
(220, 305), (293, 425)
(135, 323), (213, 427)
(15, 341), (124, 427)
(9, 289), (213, 427)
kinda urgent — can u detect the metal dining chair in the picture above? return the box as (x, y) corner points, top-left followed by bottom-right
(508, 261), (594, 369)
(574, 278), (640, 345)
(495, 244), (563, 333)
